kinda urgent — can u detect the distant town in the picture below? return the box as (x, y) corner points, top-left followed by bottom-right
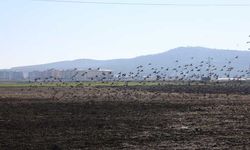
(1, 68), (250, 82)
(0, 69), (113, 82)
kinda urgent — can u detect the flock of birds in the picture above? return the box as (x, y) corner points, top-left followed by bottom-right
(36, 55), (250, 101)
(32, 55), (250, 86)
(31, 35), (250, 85)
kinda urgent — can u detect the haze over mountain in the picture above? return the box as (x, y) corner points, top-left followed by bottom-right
(11, 47), (250, 75)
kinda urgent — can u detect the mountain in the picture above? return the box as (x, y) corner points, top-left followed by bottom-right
(11, 47), (250, 75)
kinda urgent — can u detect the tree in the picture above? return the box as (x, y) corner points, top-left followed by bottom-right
(247, 35), (250, 50)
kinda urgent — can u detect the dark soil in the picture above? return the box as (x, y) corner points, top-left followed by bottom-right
(0, 86), (250, 149)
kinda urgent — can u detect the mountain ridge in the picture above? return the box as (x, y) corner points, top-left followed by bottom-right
(11, 47), (250, 74)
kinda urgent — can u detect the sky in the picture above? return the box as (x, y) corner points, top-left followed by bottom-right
(0, 0), (250, 69)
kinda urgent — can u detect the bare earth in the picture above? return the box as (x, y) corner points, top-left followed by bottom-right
(0, 85), (250, 149)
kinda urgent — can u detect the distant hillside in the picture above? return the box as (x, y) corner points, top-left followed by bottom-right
(11, 47), (250, 75)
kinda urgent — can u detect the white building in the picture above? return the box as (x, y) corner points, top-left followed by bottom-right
(0, 70), (24, 81)
(28, 69), (113, 81)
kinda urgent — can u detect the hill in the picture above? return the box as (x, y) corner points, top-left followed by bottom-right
(11, 47), (250, 75)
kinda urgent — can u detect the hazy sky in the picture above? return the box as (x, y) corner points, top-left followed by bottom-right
(1, 0), (250, 69)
